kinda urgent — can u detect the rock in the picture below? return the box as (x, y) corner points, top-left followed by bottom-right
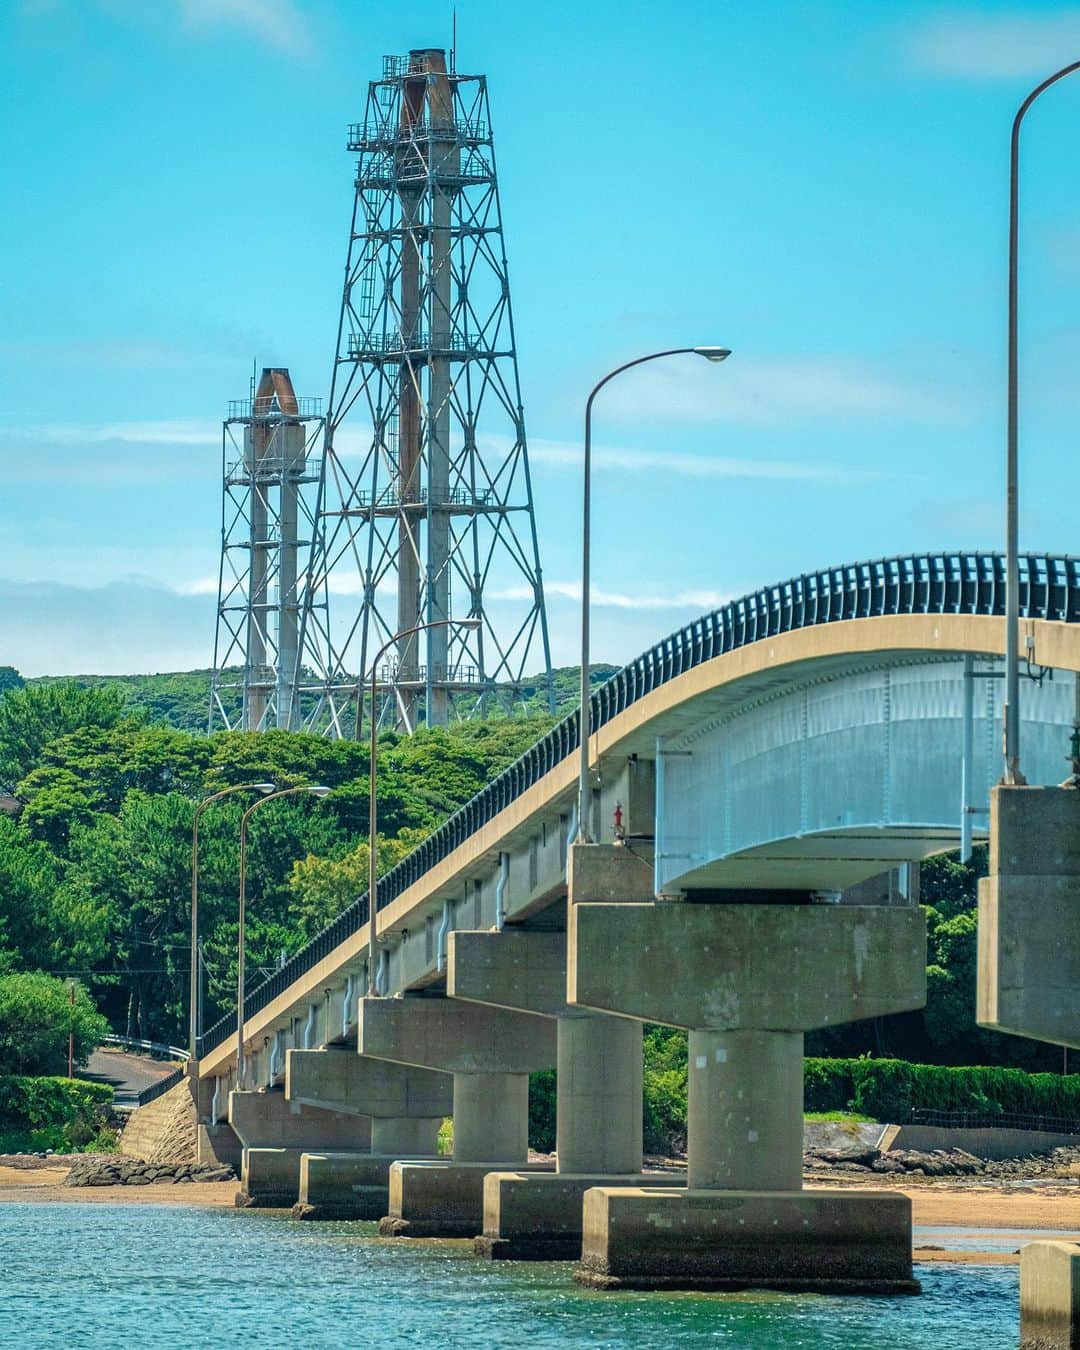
(125, 1175), (151, 1185)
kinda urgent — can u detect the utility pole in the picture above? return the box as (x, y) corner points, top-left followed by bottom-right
(67, 981), (75, 1079)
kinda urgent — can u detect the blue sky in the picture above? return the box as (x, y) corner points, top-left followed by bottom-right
(1, 0), (1079, 675)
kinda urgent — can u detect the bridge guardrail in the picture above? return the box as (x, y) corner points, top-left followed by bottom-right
(101, 1034), (190, 1063)
(199, 551), (1080, 1060)
(134, 1067), (187, 1108)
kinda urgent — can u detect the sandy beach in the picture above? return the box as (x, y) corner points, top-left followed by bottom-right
(0, 1163), (238, 1207)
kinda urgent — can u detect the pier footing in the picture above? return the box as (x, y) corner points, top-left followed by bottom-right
(474, 1170), (681, 1261)
(573, 1188), (919, 1294)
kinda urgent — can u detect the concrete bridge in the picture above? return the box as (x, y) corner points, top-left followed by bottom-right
(193, 551), (1080, 1292)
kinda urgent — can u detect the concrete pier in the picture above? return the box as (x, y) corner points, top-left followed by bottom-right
(576, 1188), (918, 1293)
(283, 1049), (450, 1218)
(229, 1089), (370, 1208)
(448, 924), (659, 1259)
(1020, 1241), (1080, 1350)
(979, 785), (1080, 1048)
(357, 996), (555, 1237)
(686, 1029), (802, 1191)
(566, 844), (926, 1293)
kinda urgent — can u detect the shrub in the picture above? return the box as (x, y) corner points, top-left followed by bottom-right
(643, 1068), (687, 1154)
(529, 1070), (556, 1153)
(0, 1075), (114, 1153)
(803, 1057), (1080, 1122)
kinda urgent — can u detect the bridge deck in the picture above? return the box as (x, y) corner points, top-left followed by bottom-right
(198, 553), (1080, 1078)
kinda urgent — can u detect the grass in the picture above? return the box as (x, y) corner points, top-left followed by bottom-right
(804, 1111), (877, 1124)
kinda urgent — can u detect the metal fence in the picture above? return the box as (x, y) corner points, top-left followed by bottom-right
(910, 1107), (1080, 1136)
(198, 551), (1080, 1059)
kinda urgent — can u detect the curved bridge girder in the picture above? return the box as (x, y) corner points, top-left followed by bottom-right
(199, 552), (1080, 1075)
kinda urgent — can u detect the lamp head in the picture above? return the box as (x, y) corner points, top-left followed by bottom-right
(694, 346), (732, 363)
(307, 785), (331, 798)
(255, 782), (276, 794)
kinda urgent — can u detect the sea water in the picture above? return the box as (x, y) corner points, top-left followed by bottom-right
(0, 1203), (1017, 1348)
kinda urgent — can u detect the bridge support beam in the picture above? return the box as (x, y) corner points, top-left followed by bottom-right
(448, 925), (660, 1259)
(284, 1049), (451, 1220)
(357, 995), (556, 1236)
(978, 785), (1080, 1048)
(229, 1088), (371, 1208)
(566, 845), (925, 1293)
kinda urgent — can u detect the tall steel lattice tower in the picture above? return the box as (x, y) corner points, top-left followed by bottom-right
(295, 47), (554, 733)
(209, 368), (325, 731)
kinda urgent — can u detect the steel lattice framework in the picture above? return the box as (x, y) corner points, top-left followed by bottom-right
(209, 369), (324, 732)
(294, 48), (554, 734)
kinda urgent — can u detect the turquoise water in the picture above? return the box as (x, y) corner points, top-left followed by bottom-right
(0, 1203), (1017, 1348)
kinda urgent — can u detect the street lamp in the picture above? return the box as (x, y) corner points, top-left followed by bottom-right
(236, 784), (330, 1087)
(190, 782), (275, 1060)
(577, 346), (731, 841)
(365, 617), (481, 996)
(1003, 60), (1080, 785)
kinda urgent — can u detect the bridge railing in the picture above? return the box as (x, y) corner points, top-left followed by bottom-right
(198, 551), (1080, 1060)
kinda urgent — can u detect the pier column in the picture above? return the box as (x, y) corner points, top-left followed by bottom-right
(449, 924), (661, 1259)
(686, 1029), (802, 1192)
(567, 844), (925, 1293)
(357, 995), (556, 1237)
(229, 1088), (370, 1209)
(556, 1012), (641, 1174)
(452, 1072), (528, 1162)
(1020, 1241), (1080, 1350)
(285, 1048), (450, 1221)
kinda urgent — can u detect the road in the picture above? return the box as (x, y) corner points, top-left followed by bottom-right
(80, 1049), (180, 1110)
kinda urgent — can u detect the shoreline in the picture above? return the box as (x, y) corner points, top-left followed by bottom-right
(4, 1164), (1080, 1262)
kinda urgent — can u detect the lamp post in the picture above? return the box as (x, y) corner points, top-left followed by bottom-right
(577, 346), (731, 841)
(236, 784), (330, 1087)
(365, 617), (481, 996)
(1003, 60), (1080, 785)
(190, 782), (275, 1060)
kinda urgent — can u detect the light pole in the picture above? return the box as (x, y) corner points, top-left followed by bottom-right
(365, 617), (480, 996)
(1004, 60), (1080, 785)
(577, 346), (731, 842)
(236, 784), (330, 1087)
(190, 782), (275, 1060)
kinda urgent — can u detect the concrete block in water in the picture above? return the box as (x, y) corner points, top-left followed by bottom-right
(574, 1187), (919, 1294)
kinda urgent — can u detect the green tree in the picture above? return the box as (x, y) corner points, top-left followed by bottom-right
(0, 667), (24, 700)
(0, 680), (129, 786)
(289, 827), (431, 937)
(0, 973), (108, 1075)
(0, 816), (109, 973)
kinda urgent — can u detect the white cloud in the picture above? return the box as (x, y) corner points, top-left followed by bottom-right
(0, 419), (221, 485)
(174, 0), (313, 58)
(593, 356), (961, 429)
(0, 577), (214, 677)
(175, 575), (220, 596)
(16, 418), (221, 446)
(492, 581), (733, 612)
(908, 10), (1080, 79)
(527, 437), (875, 483)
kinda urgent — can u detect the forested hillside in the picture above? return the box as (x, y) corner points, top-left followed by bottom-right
(0, 668), (1060, 1072)
(0, 676), (555, 1042)
(7, 663), (615, 735)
